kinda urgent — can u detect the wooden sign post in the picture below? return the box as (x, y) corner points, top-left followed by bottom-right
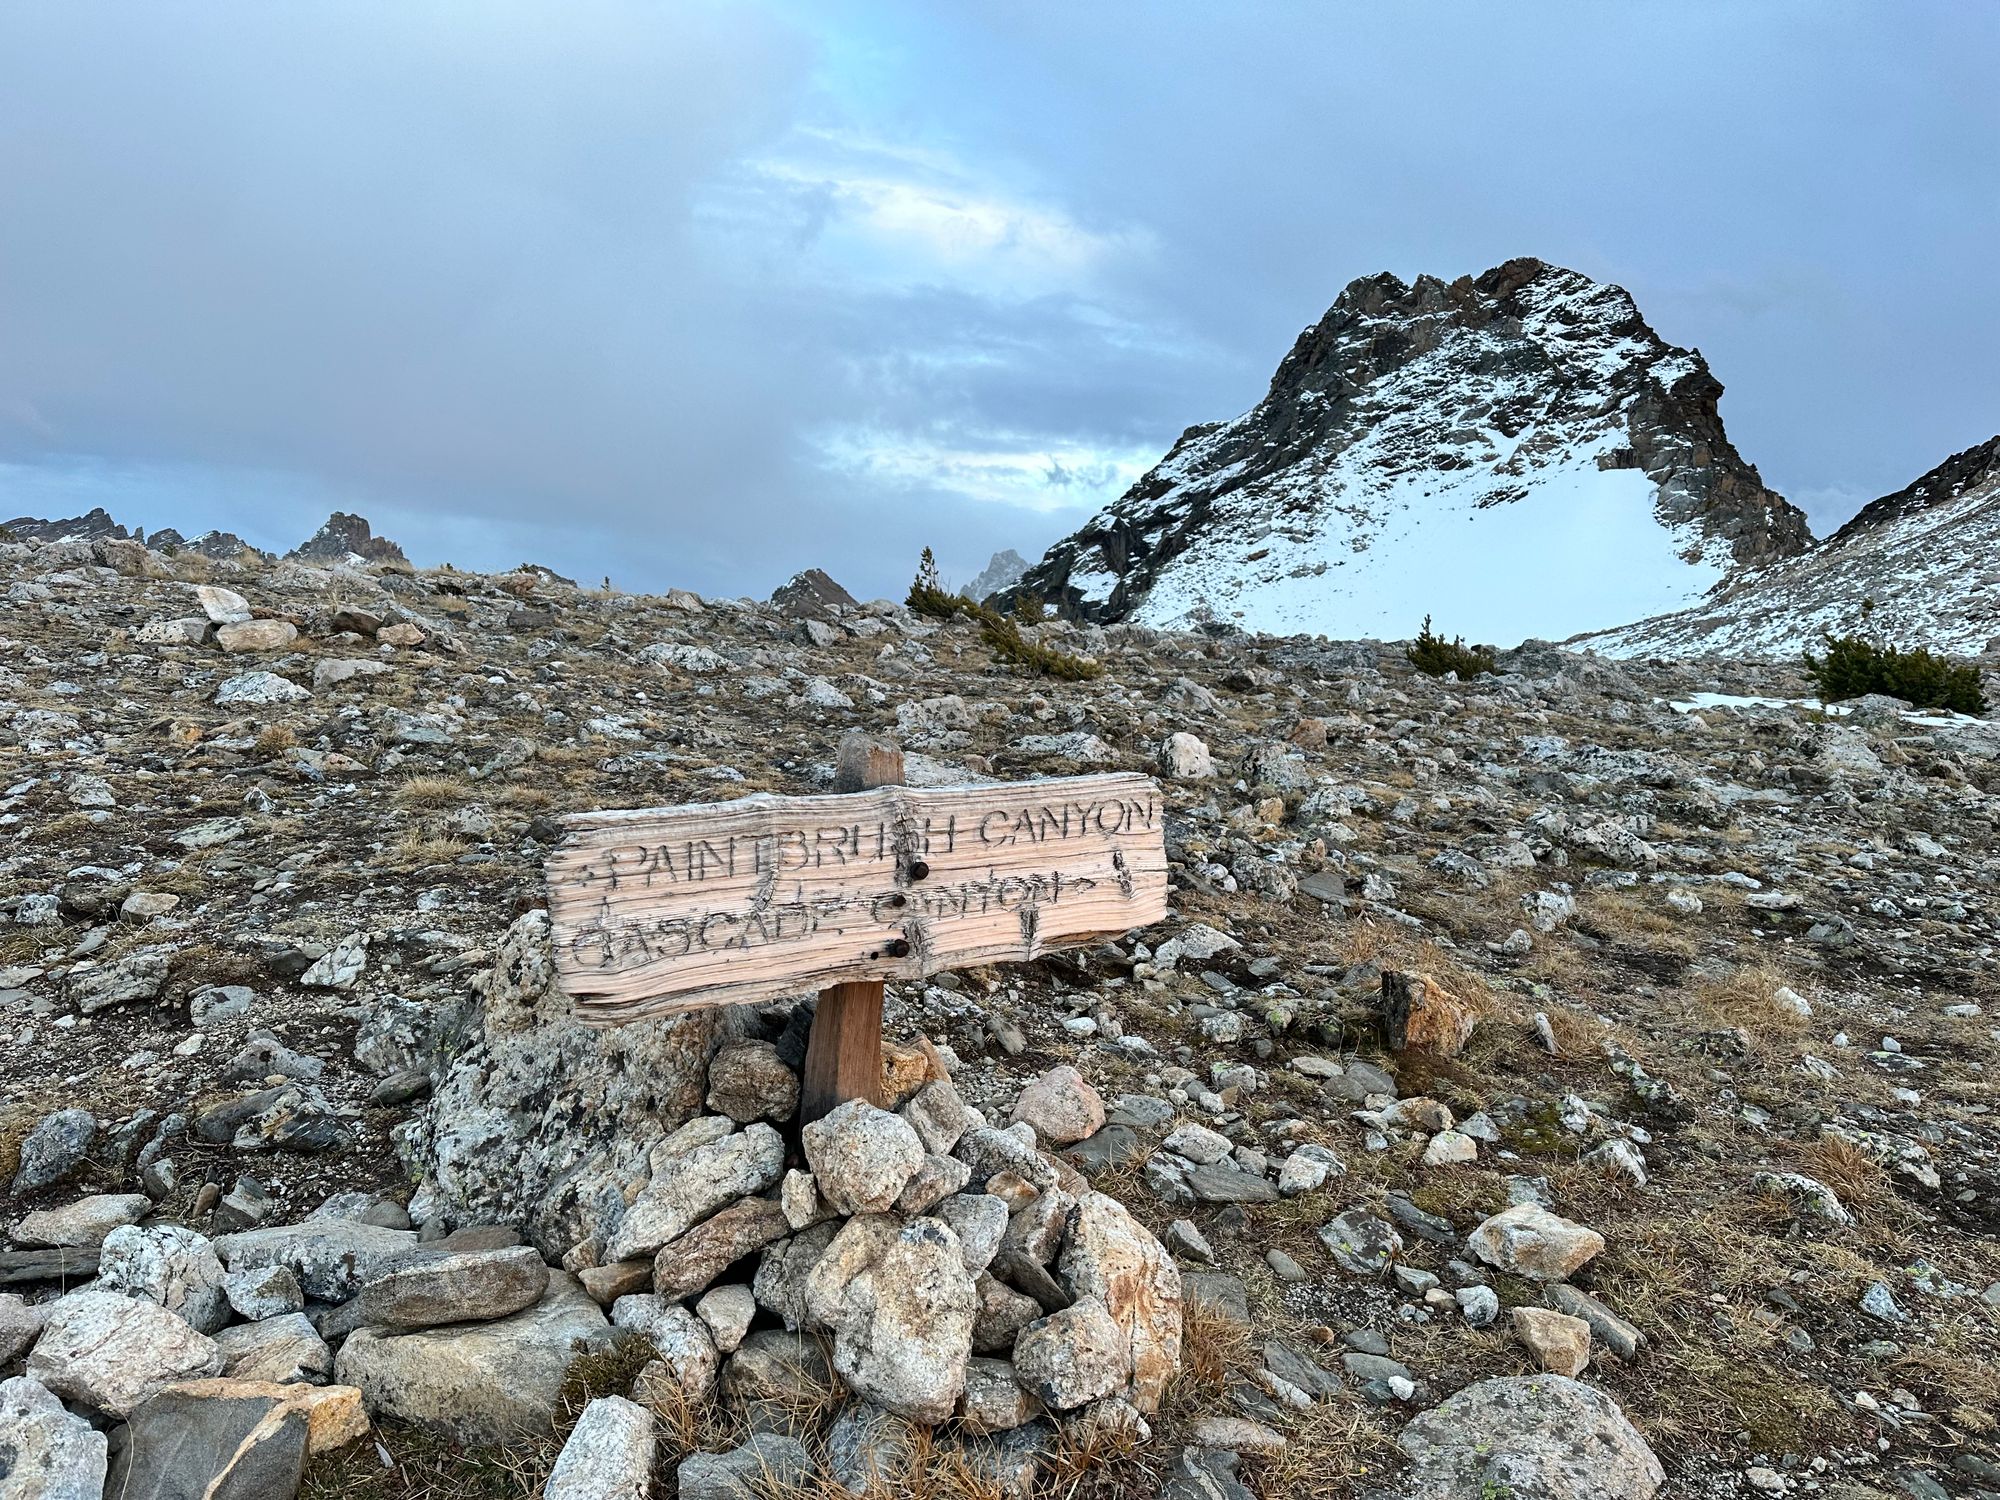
(544, 732), (1170, 1121)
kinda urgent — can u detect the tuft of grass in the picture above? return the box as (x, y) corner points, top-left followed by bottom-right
(393, 775), (471, 810)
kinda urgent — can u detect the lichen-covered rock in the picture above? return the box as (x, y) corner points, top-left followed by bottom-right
(7, 1109), (96, 1196)
(613, 1295), (720, 1399)
(1057, 1192), (1182, 1414)
(409, 910), (715, 1257)
(1012, 1296), (1125, 1410)
(803, 1215), (977, 1423)
(705, 1040), (799, 1124)
(1318, 1210), (1404, 1277)
(1467, 1203), (1604, 1281)
(0, 1374), (108, 1500)
(1394, 1374), (1664, 1499)
(802, 1100), (925, 1216)
(27, 1291), (224, 1418)
(604, 1125), (786, 1263)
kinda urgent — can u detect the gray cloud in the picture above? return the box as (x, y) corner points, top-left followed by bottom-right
(3, 2), (1994, 599)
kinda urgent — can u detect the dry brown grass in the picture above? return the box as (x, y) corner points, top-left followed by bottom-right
(393, 774), (471, 810)
(1797, 1135), (1896, 1221)
(255, 723), (300, 756)
(1689, 960), (1810, 1039)
(379, 829), (471, 871)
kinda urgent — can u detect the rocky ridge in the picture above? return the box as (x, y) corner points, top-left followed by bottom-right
(1584, 434), (2000, 660)
(0, 523), (1996, 1499)
(1007, 258), (1811, 645)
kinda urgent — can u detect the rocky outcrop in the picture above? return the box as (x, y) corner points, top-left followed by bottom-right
(405, 910), (715, 1256)
(284, 512), (409, 568)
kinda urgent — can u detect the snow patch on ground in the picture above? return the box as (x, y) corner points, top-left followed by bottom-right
(1132, 453), (1727, 647)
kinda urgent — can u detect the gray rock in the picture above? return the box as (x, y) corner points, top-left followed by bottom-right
(213, 1219), (433, 1302)
(0, 1375), (108, 1500)
(604, 1124), (786, 1263)
(336, 1244), (550, 1332)
(1395, 1373), (1664, 1498)
(1064, 1124), (1143, 1176)
(107, 1380), (322, 1500)
(1013, 1296), (1125, 1410)
(718, 1330), (833, 1408)
(96, 1224), (231, 1334)
(1182, 1271), (1249, 1326)
(826, 1400), (918, 1493)
(8, 1109), (95, 1196)
(1545, 1284), (1642, 1359)
(675, 1433), (811, 1500)
(1162, 1444), (1254, 1500)
(1187, 1161), (1278, 1204)
(959, 1356), (1036, 1434)
(544, 1395), (654, 1500)
(803, 1215), (977, 1423)
(9, 1193), (149, 1248)
(213, 670), (310, 706)
(1318, 1210), (1403, 1276)
(223, 1264), (305, 1321)
(802, 1100), (925, 1216)
(67, 947), (173, 1014)
(935, 1193), (1009, 1274)
(613, 1295), (720, 1400)
(752, 1220), (840, 1332)
(213, 1313), (333, 1384)
(332, 1272), (611, 1441)
(27, 1291), (224, 1417)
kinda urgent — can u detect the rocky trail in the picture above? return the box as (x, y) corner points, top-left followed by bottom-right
(1, 526), (1997, 1499)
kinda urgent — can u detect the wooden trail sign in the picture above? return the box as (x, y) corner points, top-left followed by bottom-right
(545, 766), (1170, 1028)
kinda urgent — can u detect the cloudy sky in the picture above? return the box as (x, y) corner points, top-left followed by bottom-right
(2, 3), (1994, 598)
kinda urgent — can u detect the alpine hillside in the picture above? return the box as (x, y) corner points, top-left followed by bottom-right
(1582, 433), (2000, 660)
(1005, 258), (1810, 644)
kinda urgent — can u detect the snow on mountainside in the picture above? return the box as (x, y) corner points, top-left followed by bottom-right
(1006, 258), (1809, 645)
(1582, 434), (2000, 659)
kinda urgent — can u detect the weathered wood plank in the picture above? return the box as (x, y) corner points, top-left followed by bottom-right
(546, 771), (1168, 1023)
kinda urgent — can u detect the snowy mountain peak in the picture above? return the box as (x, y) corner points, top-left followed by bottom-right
(1008, 257), (1810, 644)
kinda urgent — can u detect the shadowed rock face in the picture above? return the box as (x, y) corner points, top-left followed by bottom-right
(285, 511), (409, 566)
(1006, 257), (1809, 633)
(1, 505), (133, 544)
